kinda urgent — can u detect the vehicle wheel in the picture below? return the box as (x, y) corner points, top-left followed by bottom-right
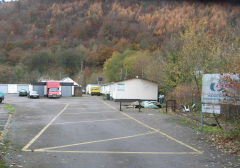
(0, 99), (2, 103)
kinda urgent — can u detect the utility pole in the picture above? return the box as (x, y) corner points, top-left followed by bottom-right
(125, 69), (128, 80)
(80, 60), (84, 72)
(120, 69), (123, 80)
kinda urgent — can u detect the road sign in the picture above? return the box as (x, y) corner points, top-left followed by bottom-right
(202, 104), (221, 114)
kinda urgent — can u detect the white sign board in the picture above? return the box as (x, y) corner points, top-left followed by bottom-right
(202, 104), (221, 114)
(201, 74), (240, 105)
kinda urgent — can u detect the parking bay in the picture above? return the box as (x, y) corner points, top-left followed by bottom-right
(5, 95), (209, 168)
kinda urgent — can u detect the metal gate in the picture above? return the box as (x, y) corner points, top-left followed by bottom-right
(17, 85), (29, 92)
(0, 84), (8, 93)
(61, 86), (72, 97)
(33, 85), (44, 97)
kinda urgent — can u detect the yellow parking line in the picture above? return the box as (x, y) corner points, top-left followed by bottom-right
(33, 150), (202, 155)
(21, 99), (203, 155)
(100, 100), (203, 154)
(53, 118), (131, 125)
(63, 111), (118, 115)
(22, 104), (69, 151)
(0, 112), (13, 142)
(34, 131), (157, 151)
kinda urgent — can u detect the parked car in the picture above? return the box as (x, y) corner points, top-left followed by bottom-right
(19, 89), (28, 96)
(0, 92), (4, 103)
(82, 89), (86, 94)
(28, 91), (39, 99)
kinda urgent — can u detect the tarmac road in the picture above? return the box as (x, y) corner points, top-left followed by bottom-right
(2, 94), (239, 168)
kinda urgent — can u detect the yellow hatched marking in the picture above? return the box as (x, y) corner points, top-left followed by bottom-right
(100, 100), (203, 154)
(22, 104), (69, 151)
(63, 111), (118, 115)
(21, 98), (203, 155)
(53, 118), (130, 125)
(33, 150), (202, 155)
(35, 131), (157, 151)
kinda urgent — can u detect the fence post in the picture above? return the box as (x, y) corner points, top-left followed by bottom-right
(166, 100), (168, 113)
(201, 109), (203, 130)
(173, 100), (176, 112)
(138, 100), (141, 112)
(120, 100), (122, 111)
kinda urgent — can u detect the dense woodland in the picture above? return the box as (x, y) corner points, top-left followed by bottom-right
(0, 0), (240, 104)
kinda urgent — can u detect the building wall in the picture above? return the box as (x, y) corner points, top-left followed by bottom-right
(101, 85), (111, 95)
(17, 85), (29, 92)
(0, 84), (8, 93)
(61, 86), (72, 97)
(33, 85), (44, 97)
(72, 86), (74, 96)
(0, 84), (32, 94)
(8, 84), (17, 93)
(0, 82), (74, 96)
(29, 85), (33, 92)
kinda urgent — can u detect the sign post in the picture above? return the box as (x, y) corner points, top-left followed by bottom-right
(201, 73), (240, 129)
(201, 109), (203, 130)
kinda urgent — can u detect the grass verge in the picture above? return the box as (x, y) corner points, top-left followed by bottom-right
(171, 110), (240, 155)
(0, 159), (7, 168)
(0, 104), (14, 167)
(0, 139), (10, 168)
(4, 104), (14, 114)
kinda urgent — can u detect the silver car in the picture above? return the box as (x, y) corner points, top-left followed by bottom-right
(28, 91), (40, 99)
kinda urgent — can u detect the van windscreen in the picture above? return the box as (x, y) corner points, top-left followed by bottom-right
(49, 88), (59, 92)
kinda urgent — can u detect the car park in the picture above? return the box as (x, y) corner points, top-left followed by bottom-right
(19, 89), (28, 96)
(0, 92), (4, 103)
(28, 91), (39, 99)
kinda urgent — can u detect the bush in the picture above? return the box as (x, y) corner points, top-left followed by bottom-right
(168, 84), (198, 106)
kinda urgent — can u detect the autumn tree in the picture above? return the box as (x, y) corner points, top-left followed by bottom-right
(103, 50), (136, 82)
(24, 50), (53, 74)
(56, 48), (83, 77)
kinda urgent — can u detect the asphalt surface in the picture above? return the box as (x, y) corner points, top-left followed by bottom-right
(2, 94), (239, 168)
(0, 104), (9, 130)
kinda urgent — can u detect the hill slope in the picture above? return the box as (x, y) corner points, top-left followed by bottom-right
(0, 0), (239, 88)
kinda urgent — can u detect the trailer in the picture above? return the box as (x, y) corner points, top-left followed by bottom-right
(111, 78), (158, 102)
